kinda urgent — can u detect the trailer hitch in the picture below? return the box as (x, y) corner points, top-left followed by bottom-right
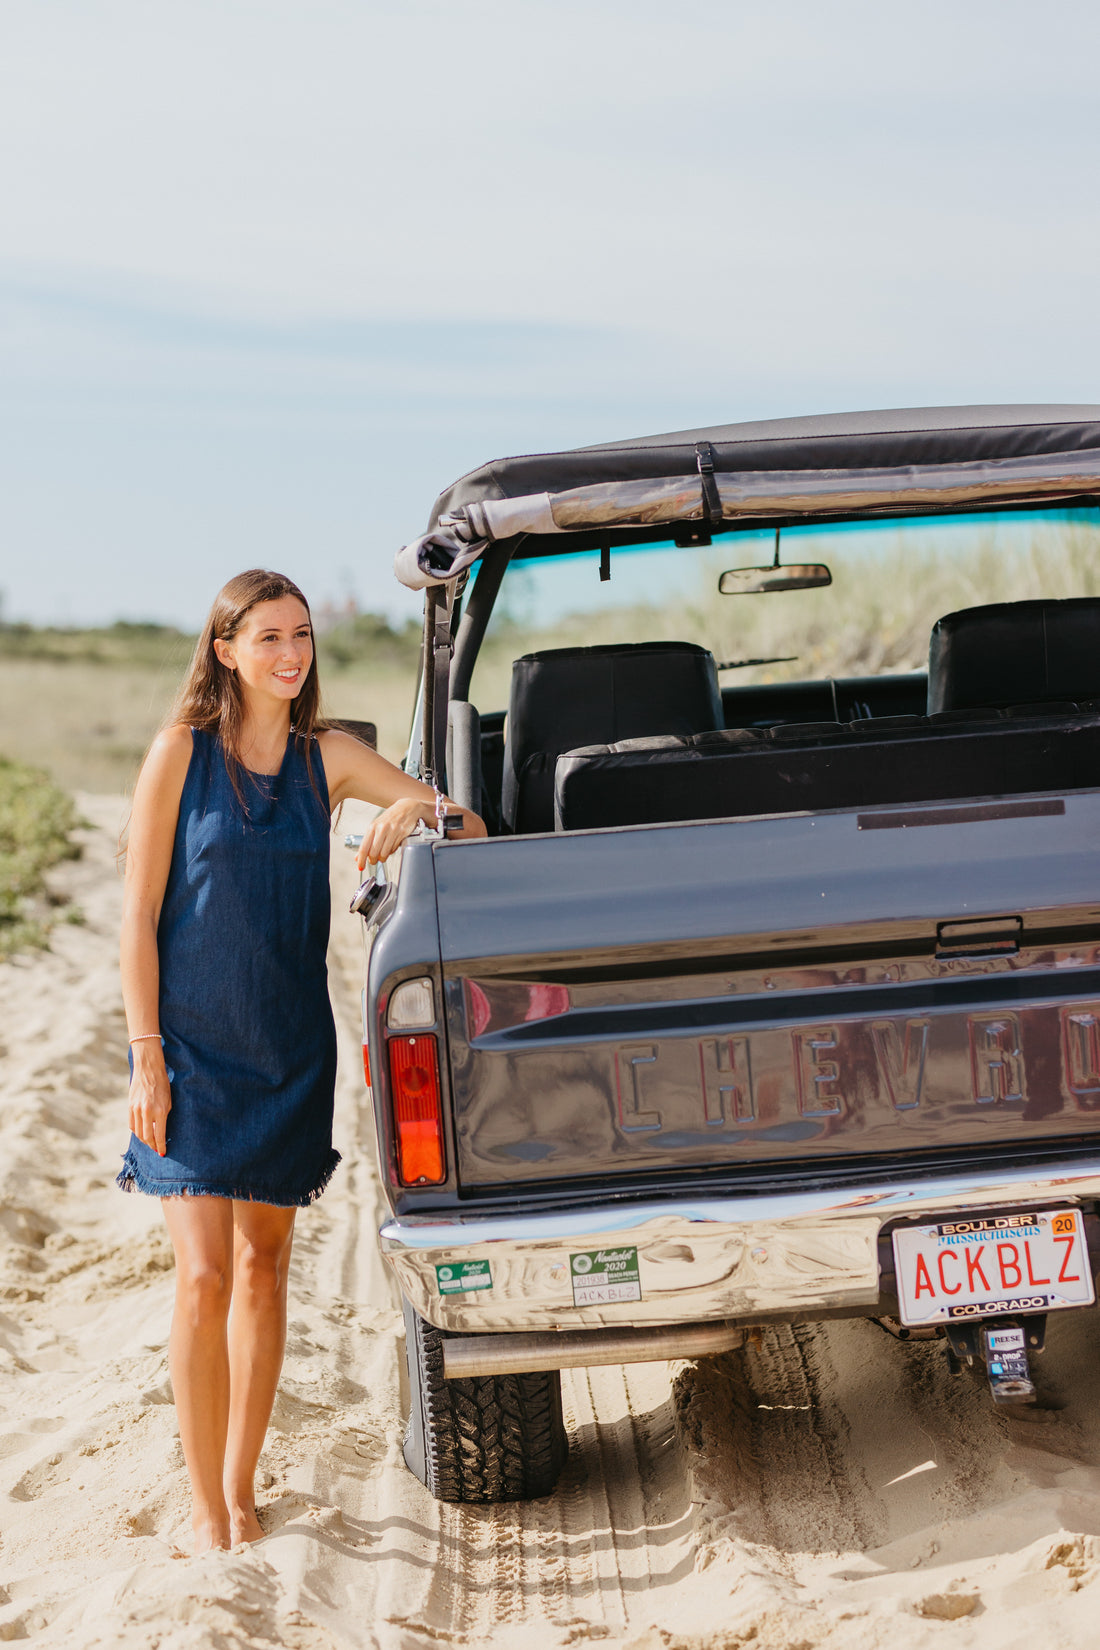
(943, 1315), (1045, 1403)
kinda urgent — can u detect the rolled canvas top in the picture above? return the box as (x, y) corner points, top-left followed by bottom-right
(394, 405), (1100, 589)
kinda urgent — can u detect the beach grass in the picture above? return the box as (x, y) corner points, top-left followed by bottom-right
(0, 756), (85, 958)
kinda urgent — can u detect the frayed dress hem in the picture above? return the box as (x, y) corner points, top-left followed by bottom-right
(116, 1147), (341, 1209)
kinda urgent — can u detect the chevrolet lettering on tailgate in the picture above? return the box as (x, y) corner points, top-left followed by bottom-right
(453, 995), (1100, 1188)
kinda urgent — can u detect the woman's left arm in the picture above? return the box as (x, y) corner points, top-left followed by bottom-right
(318, 729), (487, 868)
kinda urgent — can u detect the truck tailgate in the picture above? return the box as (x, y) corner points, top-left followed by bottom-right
(432, 792), (1100, 1190)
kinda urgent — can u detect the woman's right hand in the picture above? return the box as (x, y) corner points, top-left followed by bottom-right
(128, 1042), (172, 1157)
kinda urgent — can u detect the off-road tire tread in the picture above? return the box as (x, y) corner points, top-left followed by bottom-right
(405, 1310), (568, 1503)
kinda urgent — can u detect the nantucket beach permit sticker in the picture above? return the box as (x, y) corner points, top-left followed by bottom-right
(435, 1260), (492, 1295)
(570, 1247), (642, 1306)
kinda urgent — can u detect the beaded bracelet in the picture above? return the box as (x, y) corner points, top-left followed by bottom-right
(129, 1033), (163, 1045)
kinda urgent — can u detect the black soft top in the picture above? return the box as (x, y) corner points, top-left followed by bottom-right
(429, 404), (1100, 546)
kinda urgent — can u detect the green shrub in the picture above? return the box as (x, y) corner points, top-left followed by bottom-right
(0, 758), (83, 959)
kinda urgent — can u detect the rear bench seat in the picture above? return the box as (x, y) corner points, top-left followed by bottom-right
(553, 599), (1100, 831)
(553, 706), (1100, 830)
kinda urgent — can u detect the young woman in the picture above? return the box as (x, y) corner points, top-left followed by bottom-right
(119, 568), (484, 1552)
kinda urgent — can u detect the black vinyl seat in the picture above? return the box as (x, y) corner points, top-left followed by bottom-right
(929, 597), (1100, 713)
(554, 705), (1100, 832)
(501, 641), (723, 833)
(548, 603), (1100, 833)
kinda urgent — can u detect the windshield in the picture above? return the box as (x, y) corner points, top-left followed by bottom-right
(468, 506), (1100, 711)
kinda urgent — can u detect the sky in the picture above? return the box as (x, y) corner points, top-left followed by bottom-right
(1, 0), (1099, 628)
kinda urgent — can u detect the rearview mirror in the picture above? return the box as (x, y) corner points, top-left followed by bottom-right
(719, 563), (832, 595)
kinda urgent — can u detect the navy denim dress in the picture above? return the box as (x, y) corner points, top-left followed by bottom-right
(118, 728), (340, 1206)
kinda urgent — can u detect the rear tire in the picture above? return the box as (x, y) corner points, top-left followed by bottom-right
(401, 1301), (568, 1503)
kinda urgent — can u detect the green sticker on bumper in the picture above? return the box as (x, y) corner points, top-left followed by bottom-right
(570, 1247), (641, 1306)
(436, 1260), (492, 1295)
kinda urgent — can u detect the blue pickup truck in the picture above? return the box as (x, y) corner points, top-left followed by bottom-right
(357, 404), (1100, 1502)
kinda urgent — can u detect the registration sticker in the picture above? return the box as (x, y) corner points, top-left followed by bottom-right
(435, 1260), (492, 1295)
(893, 1209), (1094, 1327)
(570, 1247), (642, 1307)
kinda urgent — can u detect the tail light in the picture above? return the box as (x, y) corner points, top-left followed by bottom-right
(388, 1034), (445, 1185)
(362, 1043), (372, 1096)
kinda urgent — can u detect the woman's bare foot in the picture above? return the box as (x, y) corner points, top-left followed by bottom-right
(227, 1502), (265, 1545)
(192, 1515), (232, 1553)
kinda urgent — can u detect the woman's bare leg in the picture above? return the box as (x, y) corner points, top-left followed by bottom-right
(223, 1201), (296, 1544)
(162, 1196), (235, 1552)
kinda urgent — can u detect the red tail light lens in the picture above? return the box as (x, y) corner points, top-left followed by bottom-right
(388, 1034), (445, 1185)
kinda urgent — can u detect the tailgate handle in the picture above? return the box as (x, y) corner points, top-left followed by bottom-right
(936, 915), (1022, 958)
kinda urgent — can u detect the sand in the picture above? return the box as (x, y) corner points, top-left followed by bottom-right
(3, 797), (1100, 1649)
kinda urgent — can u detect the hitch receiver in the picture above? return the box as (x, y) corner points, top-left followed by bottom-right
(944, 1316), (1044, 1403)
(980, 1323), (1035, 1404)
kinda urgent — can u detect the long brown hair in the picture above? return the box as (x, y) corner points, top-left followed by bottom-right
(170, 569), (327, 807)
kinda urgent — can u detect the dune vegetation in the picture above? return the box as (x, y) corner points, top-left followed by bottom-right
(0, 756), (85, 959)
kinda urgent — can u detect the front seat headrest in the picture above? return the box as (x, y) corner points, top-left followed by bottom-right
(928, 597), (1100, 714)
(502, 640), (723, 833)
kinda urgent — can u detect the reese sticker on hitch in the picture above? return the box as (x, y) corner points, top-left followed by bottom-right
(570, 1247), (642, 1307)
(435, 1260), (492, 1295)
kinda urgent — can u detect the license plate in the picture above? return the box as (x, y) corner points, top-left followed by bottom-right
(893, 1209), (1094, 1327)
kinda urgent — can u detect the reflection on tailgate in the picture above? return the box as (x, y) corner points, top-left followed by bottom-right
(449, 993), (1100, 1187)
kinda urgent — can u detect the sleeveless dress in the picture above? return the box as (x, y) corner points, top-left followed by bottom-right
(117, 728), (340, 1206)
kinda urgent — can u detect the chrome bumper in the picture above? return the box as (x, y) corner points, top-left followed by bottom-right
(379, 1159), (1100, 1333)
